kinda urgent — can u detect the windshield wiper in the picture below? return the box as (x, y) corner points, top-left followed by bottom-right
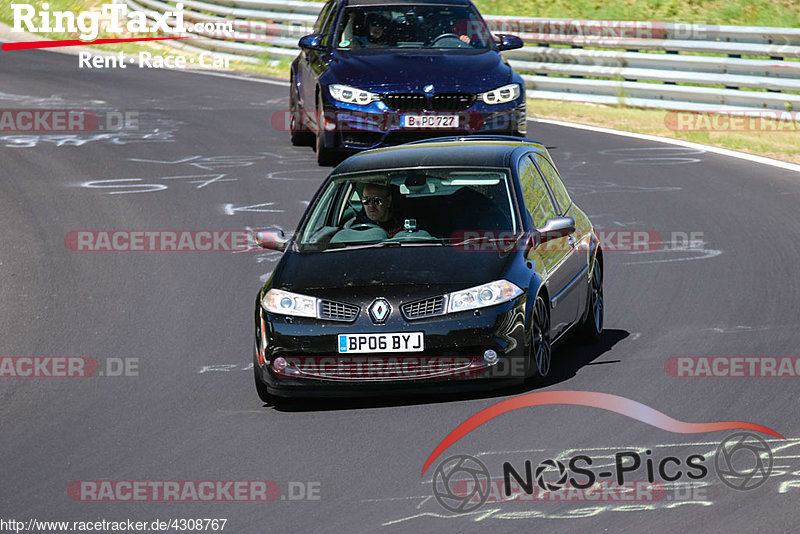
(323, 240), (443, 252)
(449, 233), (524, 248)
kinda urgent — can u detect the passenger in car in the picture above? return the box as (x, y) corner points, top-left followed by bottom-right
(354, 14), (390, 48)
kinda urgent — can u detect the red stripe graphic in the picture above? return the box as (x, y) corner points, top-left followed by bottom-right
(2, 36), (188, 51)
(421, 390), (784, 475)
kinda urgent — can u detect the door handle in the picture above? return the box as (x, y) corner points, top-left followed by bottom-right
(568, 235), (576, 248)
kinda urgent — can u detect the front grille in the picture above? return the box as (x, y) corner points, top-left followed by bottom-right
(319, 300), (359, 322)
(381, 93), (475, 112)
(283, 355), (481, 381)
(382, 93), (427, 111)
(432, 93), (475, 111)
(402, 296), (445, 319)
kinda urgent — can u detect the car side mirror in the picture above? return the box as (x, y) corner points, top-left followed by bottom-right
(255, 229), (289, 251)
(495, 33), (524, 51)
(535, 217), (575, 245)
(298, 34), (325, 51)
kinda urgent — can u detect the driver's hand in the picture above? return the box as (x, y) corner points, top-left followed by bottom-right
(458, 35), (470, 43)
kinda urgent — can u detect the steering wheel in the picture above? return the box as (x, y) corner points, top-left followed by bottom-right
(431, 33), (466, 46)
(349, 222), (381, 231)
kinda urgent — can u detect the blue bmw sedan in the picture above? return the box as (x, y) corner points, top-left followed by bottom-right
(289, 0), (527, 164)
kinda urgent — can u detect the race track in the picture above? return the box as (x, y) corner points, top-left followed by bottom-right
(2, 48), (799, 533)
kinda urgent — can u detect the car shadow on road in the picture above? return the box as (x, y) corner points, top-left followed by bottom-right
(531, 328), (629, 389)
(266, 329), (629, 412)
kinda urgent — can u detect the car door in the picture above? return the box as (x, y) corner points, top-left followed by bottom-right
(518, 154), (575, 337)
(299, 0), (337, 120)
(533, 153), (586, 330)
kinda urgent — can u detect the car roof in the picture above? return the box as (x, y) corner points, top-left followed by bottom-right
(343, 0), (475, 7)
(332, 136), (548, 175)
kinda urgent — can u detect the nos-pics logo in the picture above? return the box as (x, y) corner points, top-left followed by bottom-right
(431, 432), (773, 512)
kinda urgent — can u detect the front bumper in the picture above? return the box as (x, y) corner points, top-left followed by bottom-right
(254, 295), (528, 397)
(319, 97), (527, 151)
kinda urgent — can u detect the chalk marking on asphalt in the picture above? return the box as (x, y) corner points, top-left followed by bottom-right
(222, 202), (284, 215)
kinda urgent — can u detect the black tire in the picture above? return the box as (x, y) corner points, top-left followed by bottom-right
(315, 94), (338, 166)
(578, 259), (603, 343)
(527, 294), (552, 379)
(289, 81), (314, 146)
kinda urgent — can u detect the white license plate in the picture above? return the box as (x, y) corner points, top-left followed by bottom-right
(400, 114), (458, 128)
(338, 332), (424, 353)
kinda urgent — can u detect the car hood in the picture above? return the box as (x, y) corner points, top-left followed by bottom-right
(271, 245), (517, 294)
(326, 49), (512, 92)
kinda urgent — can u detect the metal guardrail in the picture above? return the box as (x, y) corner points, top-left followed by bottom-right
(121, 0), (800, 113)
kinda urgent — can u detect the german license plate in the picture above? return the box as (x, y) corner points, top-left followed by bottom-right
(400, 114), (458, 128)
(338, 332), (424, 353)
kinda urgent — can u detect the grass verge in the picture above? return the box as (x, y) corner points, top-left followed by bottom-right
(527, 99), (800, 164)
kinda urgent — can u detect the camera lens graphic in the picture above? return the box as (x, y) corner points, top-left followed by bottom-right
(535, 458), (568, 491)
(714, 432), (773, 491)
(432, 455), (491, 513)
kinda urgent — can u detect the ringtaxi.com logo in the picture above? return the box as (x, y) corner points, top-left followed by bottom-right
(0, 357), (138, 377)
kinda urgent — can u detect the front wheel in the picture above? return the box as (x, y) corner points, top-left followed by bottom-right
(578, 260), (603, 343)
(527, 294), (552, 379)
(315, 95), (337, 166)
(289, 79), (314, 146)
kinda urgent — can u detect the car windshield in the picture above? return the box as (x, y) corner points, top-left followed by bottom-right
(334, 5), (493, 50)
(297, 168), (518, 252)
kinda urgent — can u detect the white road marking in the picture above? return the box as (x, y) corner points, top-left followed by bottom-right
(532, 117), (800, 174)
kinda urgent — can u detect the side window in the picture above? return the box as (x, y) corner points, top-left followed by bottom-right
(313, 2), (335, 34)
(319, 2), (338, 46)
(301, 181), (340, 241)
(534, 155), (571, 215)
(518, 156), (556, 229)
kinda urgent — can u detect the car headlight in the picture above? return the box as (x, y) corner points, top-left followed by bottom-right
(261, 288), (317, 318)
(329, 84), (380, 105)
(447, 280), (523, 313)
(478, 83), (521, 105)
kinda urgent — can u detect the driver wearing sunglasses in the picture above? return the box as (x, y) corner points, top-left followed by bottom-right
(354, 182), (403, 236)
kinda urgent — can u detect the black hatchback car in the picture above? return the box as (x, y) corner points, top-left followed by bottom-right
(290, 0), (526, 165)
(253, 136), (603, 401)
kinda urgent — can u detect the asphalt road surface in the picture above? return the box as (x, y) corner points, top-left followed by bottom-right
(2, 48), (799, 533)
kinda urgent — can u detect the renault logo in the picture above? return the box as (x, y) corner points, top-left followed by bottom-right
(369, 298), (391, 324)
